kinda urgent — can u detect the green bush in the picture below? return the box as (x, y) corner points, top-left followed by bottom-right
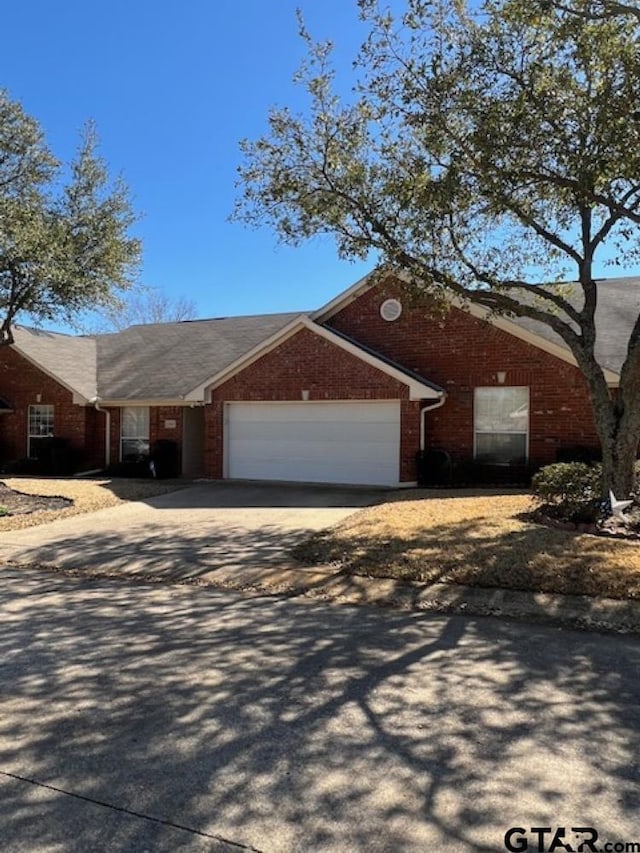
(531, 462), (604, 523)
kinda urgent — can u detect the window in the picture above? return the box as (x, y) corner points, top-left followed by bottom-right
(474, 387), (529, 465)
(121, 407), (150, 461)
(28, 405), (54, 458)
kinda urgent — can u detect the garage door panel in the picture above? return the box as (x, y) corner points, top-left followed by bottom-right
(226, 402), (401, 486)
(230, 421), (395, 444)
(229, 402), (397, 425)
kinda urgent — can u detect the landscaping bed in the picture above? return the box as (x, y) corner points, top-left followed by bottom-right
(0, 477), (191, 531)
(0, 482), (72, 516)
(292, 489), (640, 600)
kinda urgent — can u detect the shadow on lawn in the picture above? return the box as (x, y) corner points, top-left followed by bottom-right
(296, 516), (640, 600)
(0, 569), (639, 851)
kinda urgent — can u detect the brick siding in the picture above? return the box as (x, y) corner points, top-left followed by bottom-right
(328, 278), (602, 469)
(0, 346), (102, 469)
(205, 327), (411, 479)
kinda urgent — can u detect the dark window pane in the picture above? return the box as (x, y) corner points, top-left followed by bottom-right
(475, 433), (527, 465)
(121, 438), (150, 461)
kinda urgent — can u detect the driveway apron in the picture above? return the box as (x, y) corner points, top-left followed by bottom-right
(0, 482), (382, 583)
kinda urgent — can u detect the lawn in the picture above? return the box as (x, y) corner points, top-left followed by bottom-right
(0, 477), (190, 531)
(292, 489), (640, 600)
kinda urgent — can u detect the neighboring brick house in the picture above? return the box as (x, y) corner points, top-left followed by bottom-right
(0, 273), (634, 486)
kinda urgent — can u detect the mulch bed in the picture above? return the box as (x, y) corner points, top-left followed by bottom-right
(0, 482), (72, 516)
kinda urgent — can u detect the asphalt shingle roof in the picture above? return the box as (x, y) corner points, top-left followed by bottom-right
(12, 327), (98, 400)
(9, 276), (640, 401)
(95, 312), (303, 399)
(508, 276), (640, 374)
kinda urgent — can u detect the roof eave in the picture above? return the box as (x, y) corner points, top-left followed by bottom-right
(193, 315), (442, 402)
(11, 343), (91, 404)
(312, 268), (622, 387)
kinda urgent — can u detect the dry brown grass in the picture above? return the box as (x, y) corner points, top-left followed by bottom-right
(293, 489), (640, 600)
(0, 477), (190, 532)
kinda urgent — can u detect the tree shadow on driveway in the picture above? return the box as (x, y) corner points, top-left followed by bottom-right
(0, 569), (639, 851)
(1, 481), (385, 583)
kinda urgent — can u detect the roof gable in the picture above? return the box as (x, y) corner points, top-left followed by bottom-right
(11, 327), (97, 402)
(315, 270), (640, 383)
(95, 312), (303, 401)
(193, 315), (443, 401)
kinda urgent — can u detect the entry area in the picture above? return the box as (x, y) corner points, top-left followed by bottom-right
(225, 401), (401, 486)
(182, 406), (205, 477)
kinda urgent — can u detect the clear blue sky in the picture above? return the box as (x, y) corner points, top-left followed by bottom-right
(3, 0), (374, 322)
(3, 1), (633, 329)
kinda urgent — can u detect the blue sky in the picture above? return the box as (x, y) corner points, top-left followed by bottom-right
(3, 0), (374, 323)
(3, 1), (636, 330)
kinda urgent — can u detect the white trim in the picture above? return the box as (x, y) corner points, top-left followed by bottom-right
(473, 386), (530, 464)
(98, 399), (202, 407)
(311, 269), (622, 387)
(194, 315), (442, 402)
(186, 314), (309, 401)
(458, 300), (621, 386)
(312, 270), (376, 322)
(120, 405), (150, 462)
(27, 403), (55, 459)
(12, 344), (89, 404)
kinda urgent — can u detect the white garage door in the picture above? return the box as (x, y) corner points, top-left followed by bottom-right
(226, 401), (401, 486)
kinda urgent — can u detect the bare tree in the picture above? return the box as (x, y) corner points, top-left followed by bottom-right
(93, 286), (198, 331)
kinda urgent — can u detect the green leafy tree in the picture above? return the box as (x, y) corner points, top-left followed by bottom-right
(235, 0), (640, 497)
(0, 90), (140, 344)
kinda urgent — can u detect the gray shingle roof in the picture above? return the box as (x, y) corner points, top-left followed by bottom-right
(9, 276), (640, 401)
(95, 312), (303, 399)
(507, 276), (640, 374)
(12, 326), (98, 400)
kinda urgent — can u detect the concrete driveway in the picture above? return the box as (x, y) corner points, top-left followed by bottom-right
(1, 567), (639, 852)
(1, 481), (383, 582)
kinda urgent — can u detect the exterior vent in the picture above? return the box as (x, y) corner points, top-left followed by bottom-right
(380, 298), (402, 322)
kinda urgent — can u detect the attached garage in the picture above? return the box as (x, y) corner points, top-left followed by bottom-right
(225, 401), (401, 486)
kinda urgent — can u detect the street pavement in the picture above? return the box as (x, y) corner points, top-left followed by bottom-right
(1, 566), (639, 852)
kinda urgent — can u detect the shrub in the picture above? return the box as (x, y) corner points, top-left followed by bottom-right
(531, 462), (604, 523)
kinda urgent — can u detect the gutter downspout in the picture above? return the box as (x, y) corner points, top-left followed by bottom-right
(91, 397), (111, 470)
(420, 393), (447, 452)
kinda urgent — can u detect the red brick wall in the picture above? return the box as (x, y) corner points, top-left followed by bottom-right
(0, 346), (95, 467)
(328, 278), (602, 467)
(206, 327), (411, 479)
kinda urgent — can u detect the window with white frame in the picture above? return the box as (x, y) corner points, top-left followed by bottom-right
(120, 407), (150, 461)
(474, 387), (529, 465)
(28, 404), (54, 458)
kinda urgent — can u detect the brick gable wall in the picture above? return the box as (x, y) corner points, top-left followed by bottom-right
(0, 346), (100, 468)
(205, 326), (418, 480)
(327, 279), (601, 467)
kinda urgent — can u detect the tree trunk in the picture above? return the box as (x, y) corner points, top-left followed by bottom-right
(599, 425), (638, 499)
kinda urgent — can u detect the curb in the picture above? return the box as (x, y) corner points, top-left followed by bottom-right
(3, 559), (639, 635)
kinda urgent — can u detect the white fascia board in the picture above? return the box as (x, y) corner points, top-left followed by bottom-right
(185, 314), (311, 400)
(304, 319), (442, 400)
(189, 313), (441, 402)
(311, 270), (377, 322)
(12, 344), (89, 405)
(97, 398), (201, 407)
(311, 268), (621, 388)
(456, 299), (621, 387)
